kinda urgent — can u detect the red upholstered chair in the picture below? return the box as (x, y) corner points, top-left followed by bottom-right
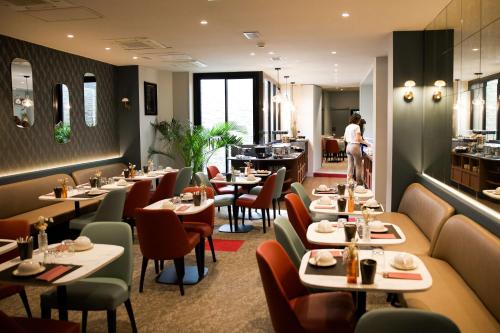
(256, 240), (356, 333)
(207, 165), (234, 195)
(325, 139), (341, 162)
(0, 220), (32, 318)
(182, 187), (216, 262)
(235, 174), (276, 233)
(0, 310), (79, 333)
(122, 180), (152, 222)
(135, 209), (203, 295)
(285, 193), (327, 250)
(149, 171), (178, 204)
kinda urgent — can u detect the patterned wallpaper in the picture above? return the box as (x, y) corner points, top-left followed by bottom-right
(0, 34), (120, 175)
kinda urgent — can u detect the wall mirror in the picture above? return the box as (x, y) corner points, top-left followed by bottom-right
(83, 73), (97, 127)
(53, 83), (71, 144)
(11, 58), (34, 128)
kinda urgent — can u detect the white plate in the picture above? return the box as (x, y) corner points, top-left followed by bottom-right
(74, 243), (94, 252)
(370, 227), (389, 233)
(315, 227), (336, 233)
(12, 265), (46, 277)
(308, 257), (337, 267)
(390, 260), (418, 271)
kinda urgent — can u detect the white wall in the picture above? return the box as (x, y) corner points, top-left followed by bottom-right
(138, 66), (173, 167)
(359, 70), (374, 139)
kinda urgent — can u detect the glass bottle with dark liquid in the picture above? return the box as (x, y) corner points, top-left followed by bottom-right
(345, 240), (359, 284)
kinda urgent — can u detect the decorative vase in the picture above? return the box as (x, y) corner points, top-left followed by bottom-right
(38, 230), (48, 253)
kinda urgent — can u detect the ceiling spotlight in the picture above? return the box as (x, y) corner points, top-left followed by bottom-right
(200, 20), (208, 25)
(331, 51), (337, 55)
(67, 34), (74, 38)
(341, 12), (350, 17)
(132, 56), (138, 60)
(250, 52), (255, 56)
(340, 88), (344, 91)
(268, 51), (275, 55)
(334, 63), (338, 66)
(105, 47), (111, 51)
(472, 48), (479, 52)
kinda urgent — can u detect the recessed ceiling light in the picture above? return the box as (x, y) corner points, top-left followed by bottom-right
(341, 12), (350, 18)
(132, 56), (138, 60)
(250, 52), (255, 56)
(105, 47), (111, 51)
(331, 51), (337, 55)
(472, 48), (479, 52)
(268, 51), (275, 55)
(340, 88), (344, 91)
(334, 63), (338, 66)
(67, 34), (74, 38)
(200, 20), (208, 25)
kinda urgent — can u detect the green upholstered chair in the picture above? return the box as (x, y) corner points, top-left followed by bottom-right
(40, 222), (137, 333)
(291, 182), (329, 222)
(194, 172), (234, 227)
(69, 189), (127, 231)
(355, 309), (460, 333)
(174, 167), (193, 196)
(273, 217), (306, 269)
(250, 167), (286, 219)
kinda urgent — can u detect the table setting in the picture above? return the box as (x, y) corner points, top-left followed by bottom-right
(309, 196), (384, 216)
(312, 183), (374, 199)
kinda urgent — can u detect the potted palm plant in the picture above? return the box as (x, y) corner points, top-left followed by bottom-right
(149, 119), (245, 173)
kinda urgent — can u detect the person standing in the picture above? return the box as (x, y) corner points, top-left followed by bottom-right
(344, 114), (369, 184)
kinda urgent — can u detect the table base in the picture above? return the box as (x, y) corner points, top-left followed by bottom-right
(156, 265), (208, 285)
(218, 224), (253, 233)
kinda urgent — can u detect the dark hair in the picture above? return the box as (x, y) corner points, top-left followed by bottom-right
(349, 113), (361, 124)
(359, 118), (366, 135)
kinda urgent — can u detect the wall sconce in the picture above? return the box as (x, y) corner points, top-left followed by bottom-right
(121, 97), (130, 110)
(432, 80), (446, 102)
(403, 80), (415, 102)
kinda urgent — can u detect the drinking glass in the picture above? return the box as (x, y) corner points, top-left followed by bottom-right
(372, 247), (385, 272)
(61, 239), (75, 256)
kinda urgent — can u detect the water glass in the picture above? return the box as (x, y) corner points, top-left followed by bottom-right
(337, 218), (347, 228)
(372, 247), (385, 272)
(61, 239), (75, 256)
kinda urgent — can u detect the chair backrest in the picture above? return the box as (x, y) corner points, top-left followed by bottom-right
(0, 219), (30, 263)
(194, 172), (214, 189)
(123, 180), (152, 219)
(274, 217), (307, 269)
(431, 214), (500, 321)
(272, 167), (287, 200)
(93, 189), (126, 222)
(207, 165), (225, 191)
(398, 183), (454, 253)
(181, 187), (215, 229)
(174, 167), (193, 196)
(354, 308), (460, 333)
(81, 222), (133, 287)
(135, 209), (194, 260)
(0, 310), (28, 333)
(150, 172), (178, 204)
(256, 240), (308, 333)
(325, 139), (340, 153)
(290, 182), (311, 211)
(284, 193), (313, 247)
(254, 174), (277, 207)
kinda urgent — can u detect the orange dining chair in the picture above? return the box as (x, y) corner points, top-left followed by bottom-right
(325, 139), (341, 162)
(149, 172), (178, 204)
(207, 165), (235, 195)
(122, 180), (152, 232)
(256, 240), (356, 333)
(0, 310), (80, 333)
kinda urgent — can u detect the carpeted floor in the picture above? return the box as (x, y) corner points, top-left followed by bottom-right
(0, 177), (391, 332)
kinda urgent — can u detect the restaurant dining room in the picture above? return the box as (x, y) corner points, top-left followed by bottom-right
(0, 0), (498, 332)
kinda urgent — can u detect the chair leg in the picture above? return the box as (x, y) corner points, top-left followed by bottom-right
(107, 309), (117, 333)
(124, 299), (138, 333)
(173, 257), (186, 296)
(82, 311), (88, 333)
(139, 257), (148, 293)
(154, 260), (159, 274)
(217, 206), (220, 212)
(261, 209), (266, 233)
(208, 236), (216, 262)
(277, 199), (281, 215)
(160, 260), (164, 270)
(195, 240), (205, 281)
(266, 209), (271, 227)
(19, 288), (32, 318)
(228, 206), (233, 231)
(241, 207), (246, 225)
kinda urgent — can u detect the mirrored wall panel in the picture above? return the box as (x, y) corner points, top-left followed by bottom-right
(53, 83), (71, 144)
(83, 73), (97, 127)
(11, 58), (34, 128)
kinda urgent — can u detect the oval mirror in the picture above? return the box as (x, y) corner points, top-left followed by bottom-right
(11, 58), (34, 128)
(83, 73), (97, 127)
(53, 83), (71, 144)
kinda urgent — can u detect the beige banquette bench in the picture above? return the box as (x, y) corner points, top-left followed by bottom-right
(379, 183), (455, 255)
(403, 215), (500, 333)
(0, 174), (97, 226)
(71, 163), (126, 185)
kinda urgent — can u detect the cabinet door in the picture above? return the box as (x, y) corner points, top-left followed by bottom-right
(461, 172), (470, 187)
(470, 175), (480, 191)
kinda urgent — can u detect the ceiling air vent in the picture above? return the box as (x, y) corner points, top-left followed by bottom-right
(112, 38), (168, 51)
(0, 0), (75, 10)
(243, 31), (260, 40)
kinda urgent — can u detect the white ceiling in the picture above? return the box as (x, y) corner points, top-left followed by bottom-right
(0, 0), (450, 88)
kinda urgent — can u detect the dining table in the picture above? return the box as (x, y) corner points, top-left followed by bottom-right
(309, 199), (385, 217)
(143, 198), (214, 285)
(306, 221), (406, 247)
(38, 188), (109, 216)
(0, 239), (17, 256)
(312, 188), (374, 199)
(210, 176), (262, 233)
(0, 243), (124, 320)
(299, 249), (432, 317)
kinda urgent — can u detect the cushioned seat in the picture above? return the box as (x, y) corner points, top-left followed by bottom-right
(290, 292), (356, 333)
(377, 212), (431, 255)
(404, 256), (499, 333)
(0, 310), (79, 333)
(236, 194), (258, 206)
(217, 185), (236, 194)
(183, 222), (211, 237)
(41, 278), (128, 311)
(249, 186), (262, 195)
(214, 194), (234, 206)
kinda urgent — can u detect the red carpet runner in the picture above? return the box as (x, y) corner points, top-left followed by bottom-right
(205, 239), (245, 252)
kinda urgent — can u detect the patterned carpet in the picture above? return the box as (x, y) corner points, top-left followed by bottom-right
(0, 177), (391, 332)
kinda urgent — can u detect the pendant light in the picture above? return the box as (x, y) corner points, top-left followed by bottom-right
(472, 72), (485, 106)
(21, 75), (33, 108)
(272, 67), (282, 104)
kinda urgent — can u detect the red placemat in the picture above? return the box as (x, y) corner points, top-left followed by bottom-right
(310, 250), (343, 258)
(371, 233), (396, 239)
(175, 205), (190, 212)
(384, 272), (422, 280)
(37, 265), (73, 282)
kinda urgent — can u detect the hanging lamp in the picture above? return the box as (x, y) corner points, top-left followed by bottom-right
(272, 67), (282, 104)
(21, 75), (33, 108)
